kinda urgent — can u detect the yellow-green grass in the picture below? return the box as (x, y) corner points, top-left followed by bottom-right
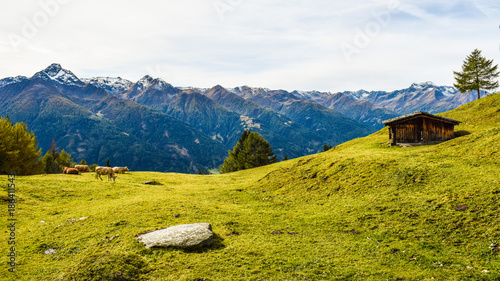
(1, 94), (500, 280)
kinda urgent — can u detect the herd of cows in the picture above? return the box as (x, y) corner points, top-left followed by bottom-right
(62, 165), (129, 181)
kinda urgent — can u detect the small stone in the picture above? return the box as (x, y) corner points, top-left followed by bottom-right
(173, 214), (180, 218)
(44, 249), (57, 255)
(455, 205), (468, 211)
(489, 242), (498, 252)
(271, 230), (283, 235)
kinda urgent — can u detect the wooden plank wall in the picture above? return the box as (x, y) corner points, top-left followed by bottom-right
(422, 118), (455, 142)
(393, 118), (422, 143)
(389, 116), (455, 144)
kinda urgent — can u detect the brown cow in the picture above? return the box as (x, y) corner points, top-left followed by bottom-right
(74, 165), (90, 172)
(63, 167), (80, 175)
(112, 167), (129, 174)
(95, 166), (116, 181)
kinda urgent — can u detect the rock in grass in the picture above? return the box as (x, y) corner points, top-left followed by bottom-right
(136, 223), (214, 249)
(44, 249), (57, 255)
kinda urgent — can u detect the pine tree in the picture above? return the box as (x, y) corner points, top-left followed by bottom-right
(283, 153), (288, 161)
(40, 143), (76, 174)
(49, 139), (59, 159)
(41, 151), (59, 174)
(220, 130), (277, 173)
(453, 49), (499, 99)
(79, 159), (87, 165)
(57, 150), (74, 168)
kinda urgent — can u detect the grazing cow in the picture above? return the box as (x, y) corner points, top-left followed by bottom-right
(63, 167), (80, 175)
(112, 166), (129, 174)
(95, 166), (116, 181)
(74, 165), (90, 172)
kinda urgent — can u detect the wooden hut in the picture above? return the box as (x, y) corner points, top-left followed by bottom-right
(382, 111), (461, 146)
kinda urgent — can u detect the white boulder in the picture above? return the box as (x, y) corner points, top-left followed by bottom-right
(136, 223), (214, 249)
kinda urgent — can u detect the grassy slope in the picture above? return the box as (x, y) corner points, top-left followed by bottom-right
(1, 94), (499, 280)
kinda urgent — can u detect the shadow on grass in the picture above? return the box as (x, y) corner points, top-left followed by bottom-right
(182, 233), (226, 254)
(454, 130), (471, 138)
(138, 233), (226, 255)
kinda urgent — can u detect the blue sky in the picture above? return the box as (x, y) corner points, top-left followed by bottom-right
(0, 0), (499, 92)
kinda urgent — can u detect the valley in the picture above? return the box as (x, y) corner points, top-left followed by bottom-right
(0, 64), (481, 173)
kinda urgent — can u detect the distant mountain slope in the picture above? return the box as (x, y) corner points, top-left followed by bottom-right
(0, 64), (226, 172)
(86, 72), (480, 142)
(204, 85), (328, 157)
(121, 75), (179, 108)
(230, 87), (374, 140)
(343, 82), (479, 114)
(321, 93), (398, 129)
(164, 90), (244, 148)
(227, 83), (480, 130)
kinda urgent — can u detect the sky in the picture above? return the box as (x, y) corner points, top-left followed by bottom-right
(0, 0), (499, 92)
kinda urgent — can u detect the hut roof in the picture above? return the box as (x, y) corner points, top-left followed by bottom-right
(382, 111), (461, 126)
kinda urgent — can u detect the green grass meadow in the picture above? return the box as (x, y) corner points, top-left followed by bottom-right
(2, 94), (500, 280)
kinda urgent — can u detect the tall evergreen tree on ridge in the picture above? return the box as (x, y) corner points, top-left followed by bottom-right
(220, 130), (277, 173)
(453, 49), (499, 99)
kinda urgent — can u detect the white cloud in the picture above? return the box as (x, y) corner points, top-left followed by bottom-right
(0, 0), (499, 92)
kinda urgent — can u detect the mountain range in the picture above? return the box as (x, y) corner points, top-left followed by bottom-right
(0, 64), (480, 172)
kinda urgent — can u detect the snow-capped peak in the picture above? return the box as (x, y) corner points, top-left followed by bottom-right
(344, 90), (371, 100)
(440, 86), (458, 97)
(83, 76), (134, 96)
(411, 81), (436, 89)
(230, 85), (270, 96)
(151, 78), (173, 91)
(43, 63), (63, 77)
(0, 76), (28, 87)
(33, 63), (84, 87)
(133, 75), (155, 92)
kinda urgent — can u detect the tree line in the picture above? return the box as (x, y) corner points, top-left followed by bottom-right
(0, 117), (89, 175)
